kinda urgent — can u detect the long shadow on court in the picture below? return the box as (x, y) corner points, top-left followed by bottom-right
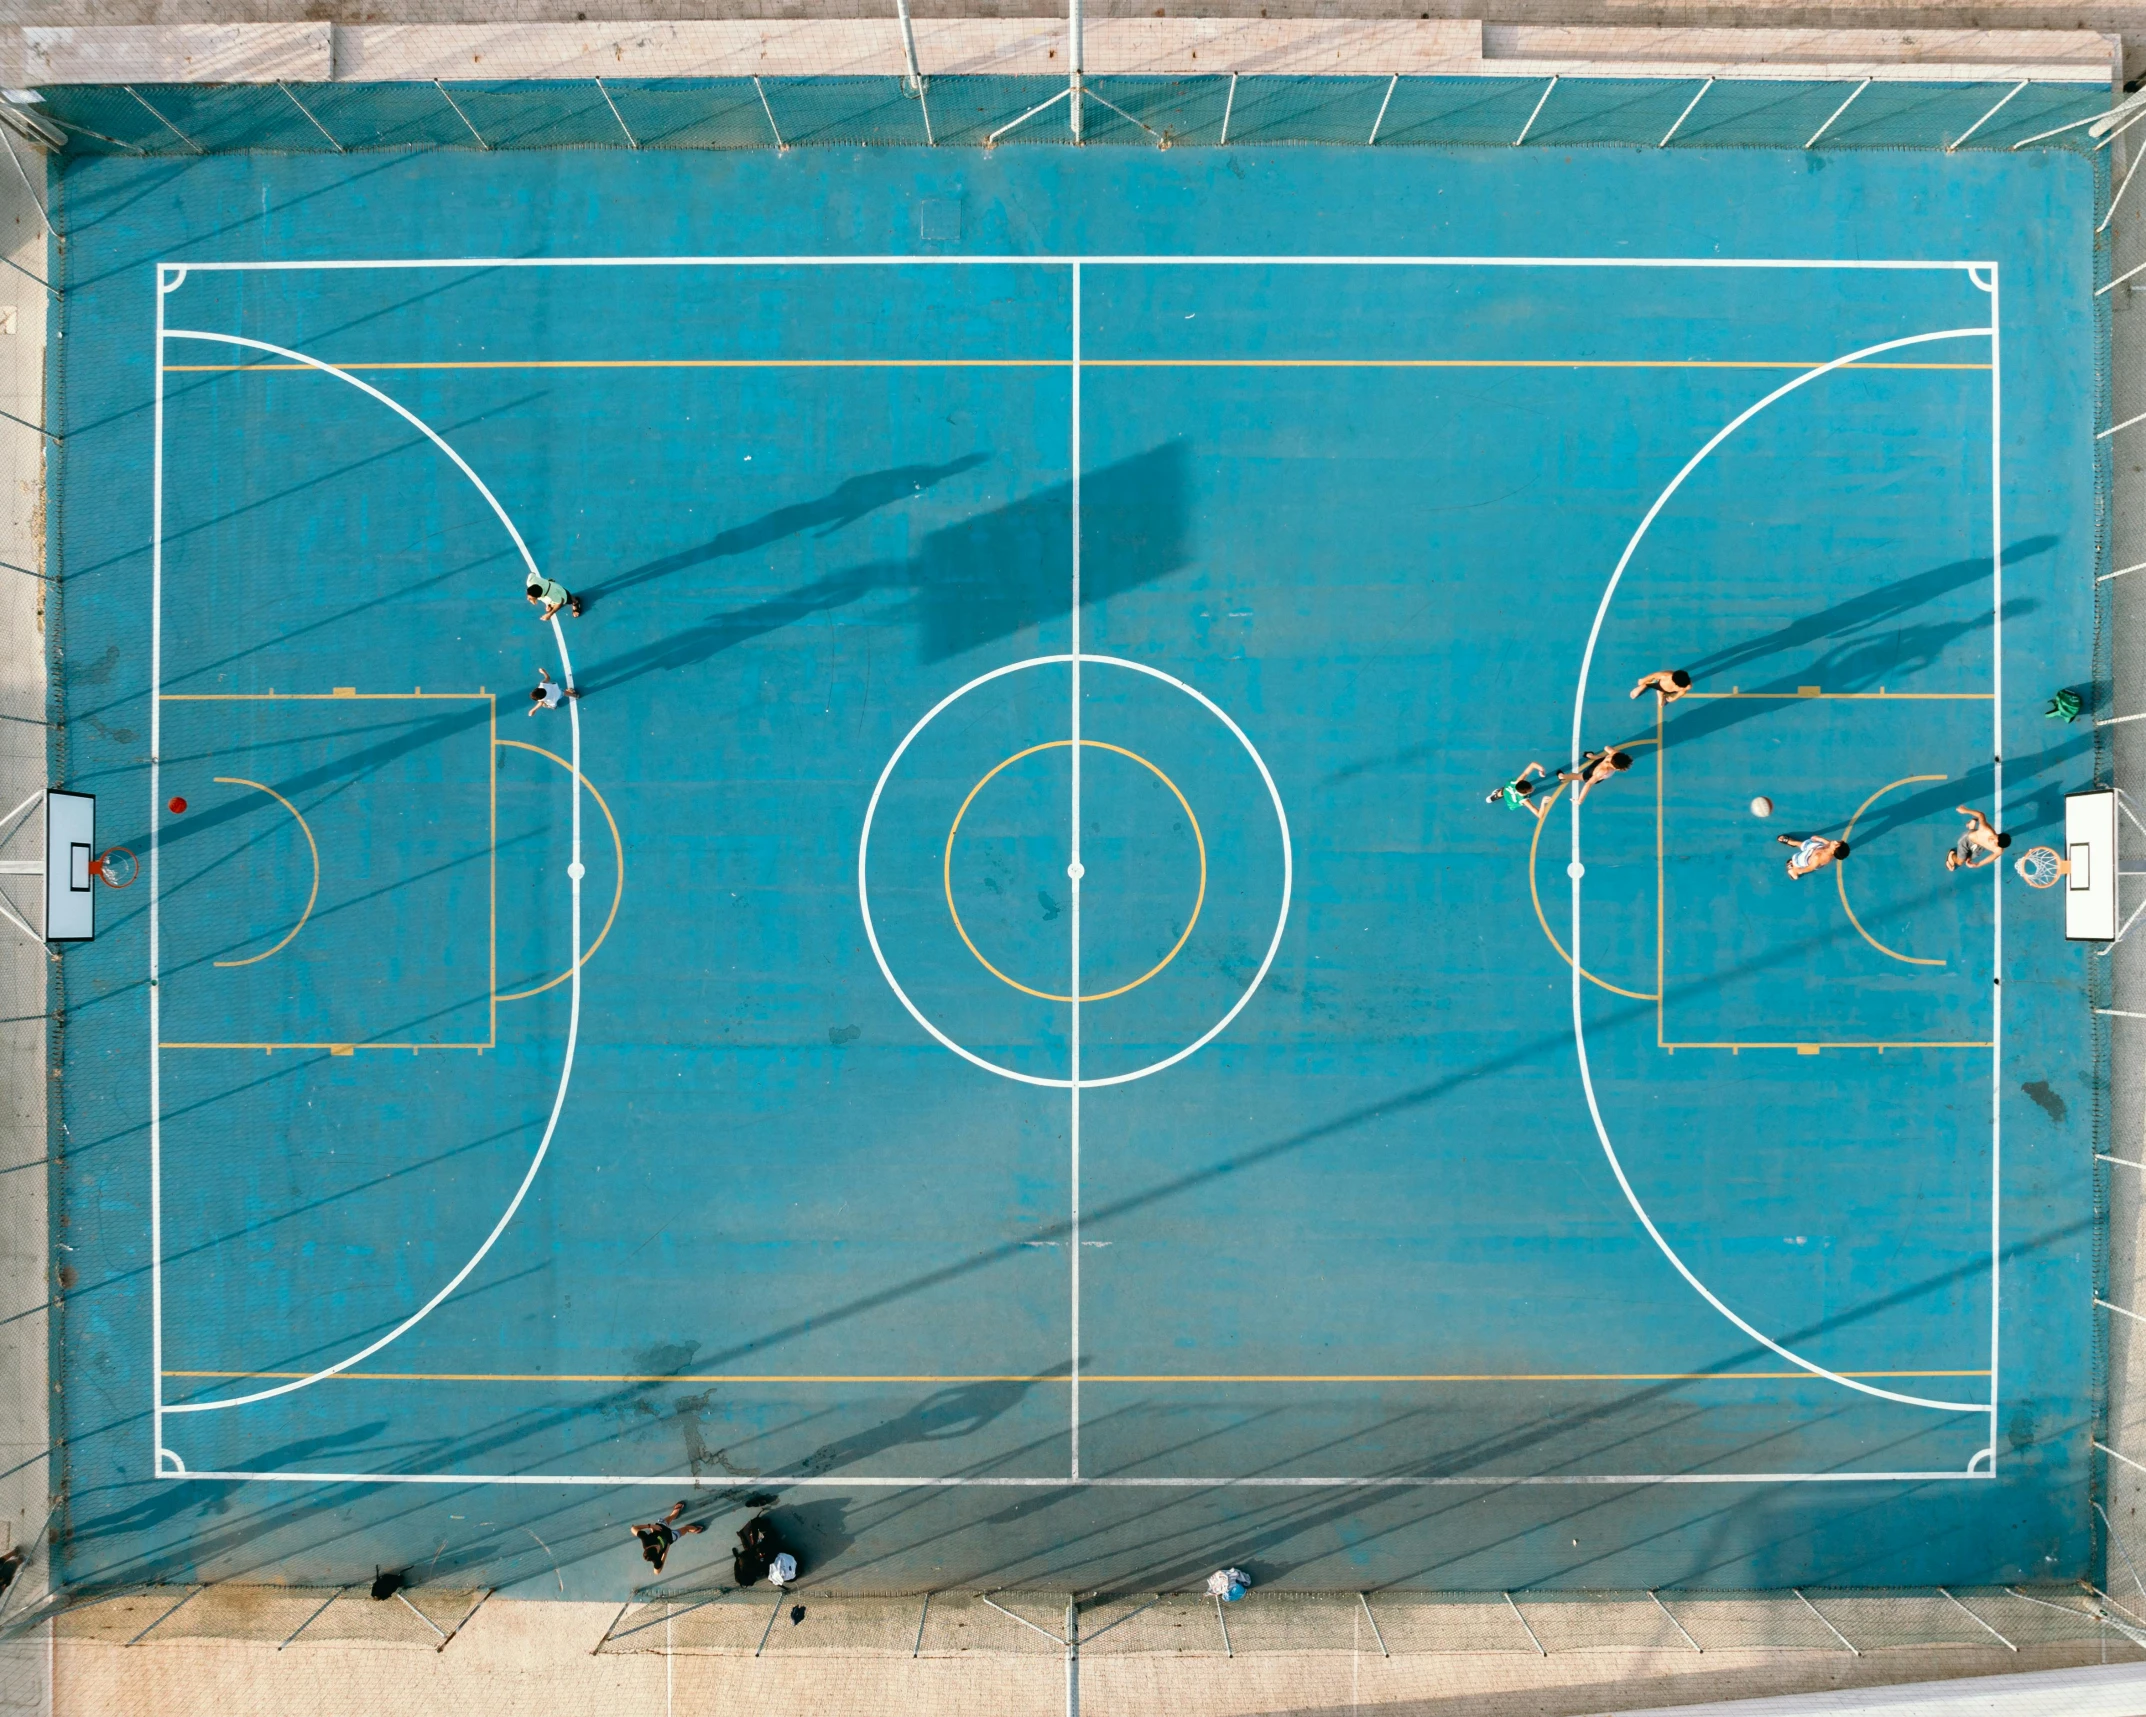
(578, 454), (990, 605)
(1683, 538), (2053, 683)
(1325, 541), (2055, 791)
(573, 440), (1190, 694)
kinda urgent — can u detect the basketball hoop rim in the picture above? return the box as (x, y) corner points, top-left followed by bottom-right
(91, 846), (137, 889)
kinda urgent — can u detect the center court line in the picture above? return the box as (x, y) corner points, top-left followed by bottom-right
(1068, 259), (1084, 1483)
(1567, 322), (1996, 1421)
(162, 1368), (1991, 1385)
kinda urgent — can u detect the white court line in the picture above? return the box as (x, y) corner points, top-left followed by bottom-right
(149, 266), (172, 1458)
(161, 256), (1996, 273)
(1566, 323), (1997, 1421)
(1069, 260), (1083, 1481)
(855, 655), (1292, 1091)
(152, 256), (2006, 1485)
(1985, 266), (2004, 1452)
(153, 318), (583, 1422)
(160, 1467), (1995, 1488)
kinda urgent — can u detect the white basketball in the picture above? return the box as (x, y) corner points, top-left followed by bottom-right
(1750, 796), (1773, 818)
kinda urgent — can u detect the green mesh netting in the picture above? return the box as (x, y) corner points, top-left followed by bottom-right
(1218, 76), (1390, 145)
(22, 76), (2117, 155)
(926, 77), (1078, 147)
(1081, 78), (1233, 147)
(1373, 78), (1552, 146)
(278, 82), (492, 151)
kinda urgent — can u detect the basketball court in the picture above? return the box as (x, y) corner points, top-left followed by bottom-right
(37, 143), (2101, 1594)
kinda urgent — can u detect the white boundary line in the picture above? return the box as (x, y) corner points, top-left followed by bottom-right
(152, 253), (2009, 1487)
(151, 313), (584, 1430)
(1984, 266), (2004, 1444)
(149, 266), (170, 1459)
(1566, 323), (1998, 1422)
(160, 1468), (1991, 1488)
(159, 256), (1995, 273)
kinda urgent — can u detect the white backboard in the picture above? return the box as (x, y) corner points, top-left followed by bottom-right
(43, 789), (94, 942)
(2066, 787), (2117, 943)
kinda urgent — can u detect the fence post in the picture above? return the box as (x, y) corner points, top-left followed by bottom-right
(277, 82), (344, 152)
(0, 122), (52, 242)
(1803, 79), (1869, 150)
(123, 87), (203, 154)
(125, 1585), (202, 1645)
(595, 78), (638, 148)
(277, 1587), (347, 1649)
(1514, 76), (1557, 146)
(1368, 75), (1398, 145)
(1660, 77), (1712, 147)
(754, 77), (786, 150)
(434, 81), (491, 150)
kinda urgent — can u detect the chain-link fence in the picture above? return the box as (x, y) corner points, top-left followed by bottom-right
(11, 75), (2114, 158)
(2, 58), (2138, 1717)
(12, 1580), (2144, 1662)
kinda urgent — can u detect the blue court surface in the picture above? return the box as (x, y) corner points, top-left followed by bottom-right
(47, 143), (2102, 1596)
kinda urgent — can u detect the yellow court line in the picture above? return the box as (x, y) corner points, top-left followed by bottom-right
(945, 739), (1205, 1004)
(162, 358), (1992, 374)
(1526, 767), (1659, 1003)
(162, 1368), (1990, 1385)
(1656, 701), (1988, 1050)
(160, 1041), (494, 1051)
(1665, 1040), (1994, 1051)
(1837, 775), (1951, 968)
(164, 359), (1065, 373)
(493, 739), (626, 1003)
(490, 697), (497, 1040)
(158, 691), (490, 701)
(1087, 359), (1991, 371)
(209, 778), (320, 969)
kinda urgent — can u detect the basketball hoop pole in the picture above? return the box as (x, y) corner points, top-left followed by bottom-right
(0, 890), (49, 956)
(0, 790), (54, 953)
(2091, 786), (2146, 953)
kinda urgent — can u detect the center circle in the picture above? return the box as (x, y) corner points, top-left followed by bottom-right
(943, 739), (1208, 1004)
(857, 652), (1294, 1090)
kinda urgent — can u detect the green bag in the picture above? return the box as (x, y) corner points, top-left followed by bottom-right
(2046, 687), (2084, 723)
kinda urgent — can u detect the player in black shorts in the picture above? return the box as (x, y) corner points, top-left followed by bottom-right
(628, 1500), (705, 1573)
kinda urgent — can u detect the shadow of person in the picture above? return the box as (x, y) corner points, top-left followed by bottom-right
(781, 1376), (1060, 1486)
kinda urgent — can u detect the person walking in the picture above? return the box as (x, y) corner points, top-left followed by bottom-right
(1485, 761), (1549, 820)
(526, 572), (583, 621)
(528, 667), (581, 716)
(1560, 749), (1633, 805)
(1946, 806), (2011, 871)
(629, 1501), (705, 1575)
(1630, 669), (1692, 705)
(1779, 833), (1848, 879)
